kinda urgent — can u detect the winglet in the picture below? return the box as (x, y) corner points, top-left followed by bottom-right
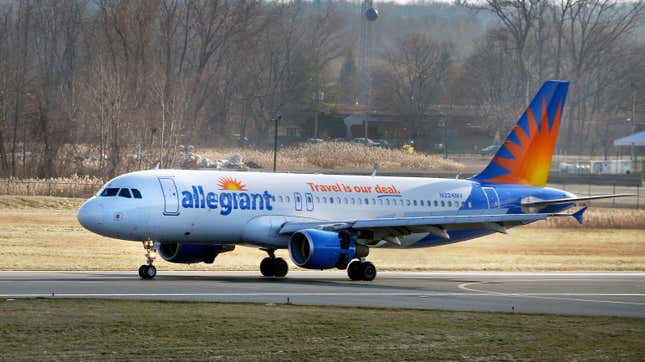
(572, 207), (587, 225)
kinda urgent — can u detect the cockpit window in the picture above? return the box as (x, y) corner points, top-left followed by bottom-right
(100, 188), (119, 197)
(118, 188), (132, 198)
(131, 189), (142, 199)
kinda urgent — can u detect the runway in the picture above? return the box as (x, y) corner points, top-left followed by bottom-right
(1, 271), (644, 317)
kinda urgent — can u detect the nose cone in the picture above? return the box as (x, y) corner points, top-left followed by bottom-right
(77, 199), (104, 233)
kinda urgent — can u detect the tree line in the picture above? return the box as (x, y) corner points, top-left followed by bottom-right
(0, 0), (642, 179)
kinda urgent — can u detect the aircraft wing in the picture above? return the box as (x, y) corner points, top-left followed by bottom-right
(521, 194), (634, 208)
(278, 209), (586, 240)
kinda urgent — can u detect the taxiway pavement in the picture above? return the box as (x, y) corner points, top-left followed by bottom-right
(1, 271), (643, 317)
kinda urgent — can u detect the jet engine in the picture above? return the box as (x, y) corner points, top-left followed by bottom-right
(288, 229), (369, 270)
(159, 243), (230, 264)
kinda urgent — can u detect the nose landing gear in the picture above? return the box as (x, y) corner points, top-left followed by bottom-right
(139, 240), (157, 280)
(259, 248), (288, 278)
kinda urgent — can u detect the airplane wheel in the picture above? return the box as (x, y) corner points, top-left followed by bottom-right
(260, 257), (276, 277)
(139, 265), (156, 280)
(274, 258), (288, 277)
(347, 261), (362, 281)
(146, 265), (157, 280)
(360, 262), (377, 281)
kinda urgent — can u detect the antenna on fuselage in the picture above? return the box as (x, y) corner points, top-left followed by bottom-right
(371, 163), (378, 177)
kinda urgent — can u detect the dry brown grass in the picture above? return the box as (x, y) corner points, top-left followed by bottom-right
(528, 207), (645, 229)
(0, 196), (643, 271)
(201, 142), (464, 171)
(0, 176), (103, 198)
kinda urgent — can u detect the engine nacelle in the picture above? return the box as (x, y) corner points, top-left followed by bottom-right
(288, 229), (369, 270)
(158, 243), (227, 264)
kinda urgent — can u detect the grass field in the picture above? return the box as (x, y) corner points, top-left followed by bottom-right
(1, 299), (644, 361)
(1, 196), (644, 271)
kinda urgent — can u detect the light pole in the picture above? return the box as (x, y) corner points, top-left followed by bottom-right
(272, 115), (282, 173)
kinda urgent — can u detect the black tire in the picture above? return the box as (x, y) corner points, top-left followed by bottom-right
(361, 262), (377, 281)
(260, 257), (276, 277)
(146, 265), (157, 279)
(138, 265), (147, 279)
(274, 258), (289, 277)
(347, 260), (362, 281)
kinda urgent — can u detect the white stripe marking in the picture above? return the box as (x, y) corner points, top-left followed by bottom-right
(1, 293), (644, 297)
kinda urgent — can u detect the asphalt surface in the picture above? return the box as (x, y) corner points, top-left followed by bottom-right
(1, 271), (644, 317)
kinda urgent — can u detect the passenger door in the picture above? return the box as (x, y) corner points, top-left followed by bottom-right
(158, 177), (180, 215)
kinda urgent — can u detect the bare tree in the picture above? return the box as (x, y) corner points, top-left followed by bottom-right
(377, 33), (452, 138)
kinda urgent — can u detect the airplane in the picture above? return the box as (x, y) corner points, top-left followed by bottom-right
(77, 80), (632, 281)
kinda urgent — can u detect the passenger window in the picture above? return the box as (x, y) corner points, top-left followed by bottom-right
(441, 200), (445, 207)
(378, 199), (383, 206)
(413, 200), (418, 206)
(329, 197), (334, 204)
(100, 188), (119, 197)
(118, 188), (132, 198)
(427, 200), (431, 207)
(279, 196), (284, 203)
(448, 201), (452, 207)
(364, 198), (369, 205)
(131, 189), (142, 199)
(316, 197), (320, 203)
(434, 200), (439, 207)
(336, 197), (341, 204)
(344, 198), (348, 204)
(420, 200), (424, 206)
(286, 196), (290, 203)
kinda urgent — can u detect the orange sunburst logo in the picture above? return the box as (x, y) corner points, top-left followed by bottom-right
(218, 177), (247, 191)
(486, 97), (563, 187)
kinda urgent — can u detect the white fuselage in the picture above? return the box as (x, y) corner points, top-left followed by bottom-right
(77, 169), (497, 248)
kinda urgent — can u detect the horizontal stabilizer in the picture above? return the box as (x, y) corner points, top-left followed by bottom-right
(572, 206), (587, 224)
(522, 194), (634, 208)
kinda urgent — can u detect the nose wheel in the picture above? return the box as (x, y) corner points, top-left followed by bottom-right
(260, 248), (288, 278)
(139, 241), (157, 280)
(347, 260), (377, 281)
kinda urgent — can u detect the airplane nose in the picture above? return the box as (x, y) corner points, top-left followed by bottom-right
(77, 199), (104, 232)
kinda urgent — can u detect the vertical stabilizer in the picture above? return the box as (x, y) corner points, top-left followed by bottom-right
(471, 80), (569, 187)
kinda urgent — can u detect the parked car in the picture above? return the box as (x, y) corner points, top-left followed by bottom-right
(305, 137), (324, 144)
(373, 139), (393, 148)
(479, 145), (498, 155)
(351, 137), (379, 147)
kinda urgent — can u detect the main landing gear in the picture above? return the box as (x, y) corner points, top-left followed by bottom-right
(139, 240), (157, 280)
(260, 248), (288, 278)
(347, 259), (377, 281)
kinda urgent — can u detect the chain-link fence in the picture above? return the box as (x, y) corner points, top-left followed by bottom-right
(0, 179), (103, 198)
